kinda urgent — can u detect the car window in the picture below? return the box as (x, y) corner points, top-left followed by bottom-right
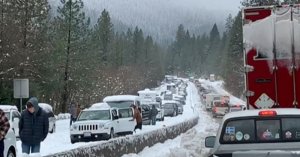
(118, 108), (133, 118)
(77, 110), (111, 121)
(282, 118), (300, 141)
(13, 111), (20, 119)
(48, 112), (55, 118)
(221, 119), (255, 143)
(4, 112), (10, 120)
(256, 120), (281, 141)
(221, 117), (300, 144)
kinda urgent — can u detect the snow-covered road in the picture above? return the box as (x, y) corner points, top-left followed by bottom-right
(16, 82), (199, 156)
(123, 81), (221, 157)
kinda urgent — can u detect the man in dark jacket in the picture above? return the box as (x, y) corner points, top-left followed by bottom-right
(19, 97), (49, 154)
(149, 104), (158, 125)
(0, 108), (10, 157)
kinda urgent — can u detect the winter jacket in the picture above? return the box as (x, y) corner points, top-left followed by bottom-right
(133, 108), (142, 124)
(19, 97), (49, 145)
(0, 109), (10, 140)
(150, 107), (158, 118)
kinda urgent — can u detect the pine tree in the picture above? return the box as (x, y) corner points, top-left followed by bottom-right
(93, 9), (114, 65)
(53, 0), (90, 112)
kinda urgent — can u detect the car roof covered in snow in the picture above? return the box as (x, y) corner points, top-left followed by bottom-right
(38, 103), (53, 113)
(0, 105), (18, 112)
(162, 100), (179, 104)
(89, 102), (111, 110)
(103, 95), (139, 102)
(138, 88), (157, 94)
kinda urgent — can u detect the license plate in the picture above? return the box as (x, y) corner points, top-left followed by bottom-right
(83, 132), (91, 137)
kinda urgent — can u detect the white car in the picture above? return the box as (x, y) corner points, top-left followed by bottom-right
(205, 108), (300, 157)
(0, 105), (21, 138)
(70, 103), (135, 144)
(4, 128), (17, 157)
(38, 103), (56, 133)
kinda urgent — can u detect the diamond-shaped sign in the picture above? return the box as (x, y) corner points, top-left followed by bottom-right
(254, 93), (274, 109)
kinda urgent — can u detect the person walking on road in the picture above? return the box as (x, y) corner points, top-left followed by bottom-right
(131, 105), (142, 132)
(19, 97), (49, 155)
(0, 109), (10, 157)
(150, 104), (158, 125)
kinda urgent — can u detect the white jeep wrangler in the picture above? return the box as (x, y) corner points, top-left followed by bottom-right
(70, 103), (135, 144)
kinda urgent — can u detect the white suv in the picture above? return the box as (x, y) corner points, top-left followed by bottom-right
(0, 105), (21, 138)
(205, 108), (300, 157)
(70, 103), (135, 144)
(4, 129), (17, 157)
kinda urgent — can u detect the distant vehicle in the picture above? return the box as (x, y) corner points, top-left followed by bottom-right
(205, 94), (224, 111)
(209, 74), (215, 82)
(138, 89), (157, 102)
(70, 103), (135, 144)
(0, 105), (20, 138)
(38, 103), (56, 133)
(103, 95), (150, 125)
(211, 100), (229, 118)
(228, 104), (246, 113)
(140, 104), (151, 125)
(205, 108), (300, 157)
(243, 5), (300, 109)
(153, 102), (165, 121)
(162, 100), (178, 117)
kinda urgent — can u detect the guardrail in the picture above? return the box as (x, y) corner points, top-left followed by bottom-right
(44, 116), (199, 157)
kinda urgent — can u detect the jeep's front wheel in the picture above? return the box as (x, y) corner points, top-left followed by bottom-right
(7, 149), (15, 157)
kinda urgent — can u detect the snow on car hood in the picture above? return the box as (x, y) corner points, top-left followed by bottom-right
(72, 120), (111, 125)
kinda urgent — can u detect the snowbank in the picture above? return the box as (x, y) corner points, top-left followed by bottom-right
(43, 116), (198, 157)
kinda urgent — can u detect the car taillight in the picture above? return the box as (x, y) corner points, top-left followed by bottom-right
(259, 110), (277, 117)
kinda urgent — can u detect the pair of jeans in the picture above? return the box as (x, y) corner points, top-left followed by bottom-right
(151, 116), (156, 125)
(21, 143), (40, 154)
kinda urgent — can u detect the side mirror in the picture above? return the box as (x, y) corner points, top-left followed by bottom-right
(205, 136), (216, 148)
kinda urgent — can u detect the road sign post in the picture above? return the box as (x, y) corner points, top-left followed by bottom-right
(13, 79), (29, 111)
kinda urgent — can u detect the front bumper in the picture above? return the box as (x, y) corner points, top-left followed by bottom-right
(70, 133), (110, 142)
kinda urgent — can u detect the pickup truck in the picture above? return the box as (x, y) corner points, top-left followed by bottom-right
(205, 109), (300, 157)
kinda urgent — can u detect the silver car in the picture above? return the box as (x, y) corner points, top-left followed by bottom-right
(39, 103), (56, 133)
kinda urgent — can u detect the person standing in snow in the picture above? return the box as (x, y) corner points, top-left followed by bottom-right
(0, 109), (10, 157)
(69, 102), (80, 126)
(150, 104), (158, 125)
(131, 105), (142, 132)
(19, 97), (49, 155)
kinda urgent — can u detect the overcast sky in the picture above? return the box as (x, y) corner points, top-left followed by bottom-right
(199, 0), (242, 14)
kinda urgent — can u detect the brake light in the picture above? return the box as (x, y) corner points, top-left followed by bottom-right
(259, 110), (277, 117)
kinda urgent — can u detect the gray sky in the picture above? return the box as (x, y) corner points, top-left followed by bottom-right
(199, 0), (242, 14)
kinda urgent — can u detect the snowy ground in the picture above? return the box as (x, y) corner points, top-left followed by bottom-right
(16, 82), (199, 156)
(122, 80), (245, 157)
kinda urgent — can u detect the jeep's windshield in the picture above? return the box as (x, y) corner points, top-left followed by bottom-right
(4, 112), (9, 119)
(106, 101), (133, 108)
(77, 110), (111, 121)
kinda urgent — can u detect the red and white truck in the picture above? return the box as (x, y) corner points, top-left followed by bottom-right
(243, 4), (300, 109)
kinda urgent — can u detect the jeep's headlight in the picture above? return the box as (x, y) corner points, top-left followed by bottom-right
(72, 124), (78, 130)
(99, 124), (105, 128)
